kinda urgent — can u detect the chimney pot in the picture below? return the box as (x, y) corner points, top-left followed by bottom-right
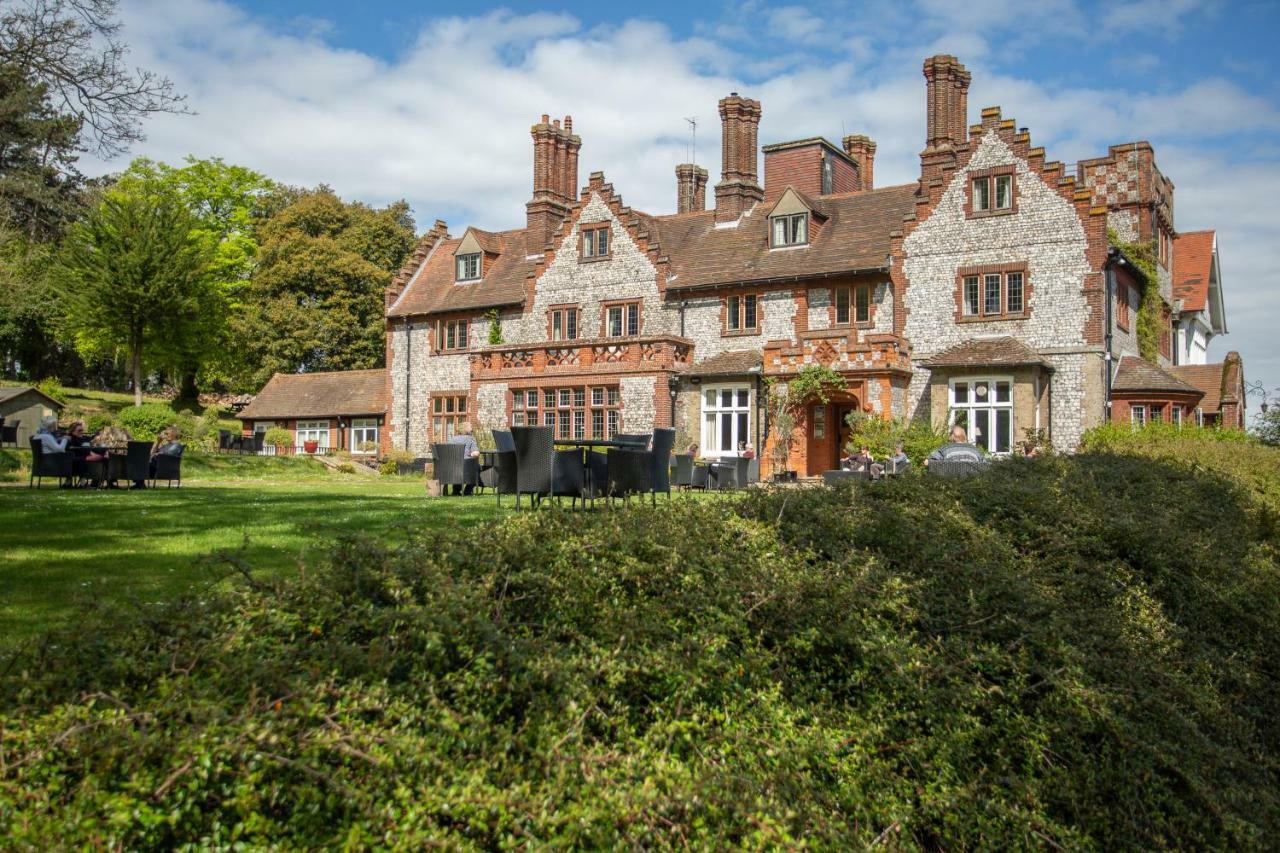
(841, 134), (877, 191)
(715, 93), (764, 222)
(565, 115), (572, 132)
(675, 163), (709, 213)
(922, 54), (971, 151)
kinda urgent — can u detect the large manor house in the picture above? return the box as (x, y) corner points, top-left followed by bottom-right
(240, 55), (1244, 476)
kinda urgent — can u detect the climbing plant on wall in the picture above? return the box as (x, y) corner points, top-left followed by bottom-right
(785, 365), (847, 414)
(1108, 229), (1161, 363)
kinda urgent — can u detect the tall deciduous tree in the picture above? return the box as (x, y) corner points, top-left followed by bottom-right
(230, 188), (415, 390)
(58, 184), (214, 404)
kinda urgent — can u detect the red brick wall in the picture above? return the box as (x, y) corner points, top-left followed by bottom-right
(763, 144), (858, 199)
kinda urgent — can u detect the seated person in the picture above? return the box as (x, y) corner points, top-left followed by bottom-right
(846, 444), (885, 479)
(65, 421), (106, 487)
(447, 422), (481, 496)
(887, 441), (911, 472)
(134, 426), (183, 489)
(925, 425), (987, 467)
(33, 415), (68, 453)
(65, 421), (92, 449)
(685, 442), (699, 459)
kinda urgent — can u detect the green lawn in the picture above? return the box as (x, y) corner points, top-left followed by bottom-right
(0, 460), (505, 642)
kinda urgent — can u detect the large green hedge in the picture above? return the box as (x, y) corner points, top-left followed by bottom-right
(1, 454), (1277, 847)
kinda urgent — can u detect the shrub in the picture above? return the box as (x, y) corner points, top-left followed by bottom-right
(335, 462), (356, 474)
(1, 454), (1277, 848)
(116, 403), (177, 441)
(34, 377), (67, 405)
(83, 411), (115, 435)
(845, 413), (947, 463)
(263, 427), (292, 450)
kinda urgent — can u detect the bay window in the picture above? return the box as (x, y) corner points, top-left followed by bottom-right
(949, 377), (1014, 455)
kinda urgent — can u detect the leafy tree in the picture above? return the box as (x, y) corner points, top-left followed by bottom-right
(58, 183), (214, 404)
(1253, 392), (1280, 447)
(0, 0), (185, 157)
(0, 62), (84, 239)
(230, 188), (415, 389)
(116, 156), (273, 396)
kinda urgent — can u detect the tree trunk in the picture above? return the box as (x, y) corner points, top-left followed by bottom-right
(131, 345), (142, 406)
(179, 370), (199, 402)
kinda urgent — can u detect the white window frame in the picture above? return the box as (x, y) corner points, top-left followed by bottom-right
(253, 422), (272, 456)
(948, 376), (1015, 455)
(295, 420), (330, 453)
(700, 384), (752, 458)
(456, 253), (481, 282)
(350, 418), (379, 454)
(1170, 406), (1182, 428)
(1131, 405), (1147, 429)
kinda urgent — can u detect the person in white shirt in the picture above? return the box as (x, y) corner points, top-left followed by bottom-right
(33, 415), (67, 453)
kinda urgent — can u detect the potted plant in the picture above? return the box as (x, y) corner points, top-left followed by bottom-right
(263, 427), (292, 456)
(303, 439), (319, 454)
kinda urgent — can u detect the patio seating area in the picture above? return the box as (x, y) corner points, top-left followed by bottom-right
(28, 438), (184, 490)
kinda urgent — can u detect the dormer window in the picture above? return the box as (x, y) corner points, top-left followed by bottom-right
(580, 223), (610, 261)
(771, 212), (807, 247)
(456, 252), (481, 282)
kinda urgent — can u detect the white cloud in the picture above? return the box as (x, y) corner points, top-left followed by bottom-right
(98, 0), (1280, 406)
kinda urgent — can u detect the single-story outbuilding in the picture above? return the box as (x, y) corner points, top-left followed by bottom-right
(0, 386), (65, 446)
(236, 369), (387, 455)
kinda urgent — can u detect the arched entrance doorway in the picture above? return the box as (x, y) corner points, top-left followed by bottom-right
(804, 391), (861, 476)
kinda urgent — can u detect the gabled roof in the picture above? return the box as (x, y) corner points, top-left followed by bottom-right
(389, 228), (532, 317)
(1173, 230), (1214, 313)
(1112, 355), (1202, 395)
(660, 184), (917, 292)
(921, 337), (1050, 369)
(237, 369), (387, 420)
(0, 386), (64, 409)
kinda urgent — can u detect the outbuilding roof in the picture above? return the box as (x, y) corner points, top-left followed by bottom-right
(1112, 355), (1202, 395)
(920, 337), (1050, 369)
(0, 386), (65, 409)
(237, 369), (387, 421)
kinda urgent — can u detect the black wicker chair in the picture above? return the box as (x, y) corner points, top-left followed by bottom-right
(512, 426), (553, 508)
(645, 428), (676, 503)
(493, 429), (516, 453)
(432, 443), (468, 494)
(928, 458), (988, 479)
(734, 458), (754, 490)
(823, 469), (866, 487)
(1, 420), (18, 448)
(552, 449), (589, 509)
(709, 461), (737, 490)
(218, 429), (233, 452)
(605, 448), (649, 505)
(151, 445), (184, 488)
(691, 463), (709, 490)
(671, 454), (694, 489)
(616, 432), (650, 449)
(125, 441), (151, 487)
(491, 450), (518, 507)
(28, 437), (71, 488)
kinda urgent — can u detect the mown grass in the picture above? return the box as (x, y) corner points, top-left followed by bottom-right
(0, 455), (498, 641)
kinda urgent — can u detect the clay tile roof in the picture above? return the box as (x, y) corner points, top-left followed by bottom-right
(659, 184), (918, 291)
(1173, 230), (1214, 312)
(684, 350), (763, 376)
(921, 337), (1050, 369)
(1112, 356), (1202, 395)
(237, 369), (387, 420)
(1170, 355), (1243, 414)
(388, 228), (532, 317)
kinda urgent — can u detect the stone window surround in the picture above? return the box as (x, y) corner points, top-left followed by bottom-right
(546, 303), (580, 341)
(434, 316), (472, 353)
(965, 165), (1018, 219)
(579, 222), (610, 263)
(600, 299), (643, 338)
(954, 262), (1031, 324)
(721, 291), (762, 337)
(829, 283), (875, 329)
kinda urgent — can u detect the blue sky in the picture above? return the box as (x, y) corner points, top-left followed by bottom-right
(105, 0), (1279, 406)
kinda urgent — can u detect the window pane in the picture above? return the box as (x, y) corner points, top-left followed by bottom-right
(792, 214), (807, 244)
(446, 324), (455, 349)
(627, 304), (639, 335)
(704, 412), (715, 448)
(974, 409), (990, 451)
(972, 177), (990, 211)
(457, 396), (467, 413)
(582, 230), (595, 258)
(598, 228), (609, 256)
(974, 381), (990, 401)
(434, 397), (443, 413)
(512, 392), (523, 410)
(737, 412), (748, 447)
(559, 389), (570, 408)
(607, 410), (619, 438)
(551, 311), (562, 339)
(574, 388), (585, 407)
(835, 287), (850, 324)
(705, 389), (716, 408)
(727, 295), (739, 330)
(608, 387), (620, 406)
(984, 274), (1001, 314)
(953, 382), (968, 404)
(527, 390), (538, 408)
(593, 387), (604, 406)
(963, 276), (979, 316)
(855, 286), (870, 323)
(995, 174), (1012, 209)
(458, 323), (467, 349)
(737, 389), (749, 407)
(513, 412), (525, 426)
(721, 390), (733, 407)
(544, 411), (556, 428)
(544, 390), (555, 408)
(995, 381), (1011, 403)
(608, 307), (621, 337)
(720, 413), (733, 451)
(1151, 406), (1163, 423)
(445, 397), (455, 413)
(567, 309), (577, 340)
(1007, 272), (1024, 314)
(574, 410), (585, 438)
(592, 410), (604, 438)
(744, 294), (757, 329)
(951, 409), (969, 431)
(995, 409), (1011, 453)
(772, 217), (786, 246)
(558, 413), (570, 438)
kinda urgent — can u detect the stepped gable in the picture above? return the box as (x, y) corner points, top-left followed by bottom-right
(237, 369), (387, 420)
(1173, 230), (1214, 312)
(657, 183), (918, 292)
(387, 226), (534, 317)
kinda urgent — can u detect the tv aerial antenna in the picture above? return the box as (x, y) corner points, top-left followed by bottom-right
(684, 116), (697, 165)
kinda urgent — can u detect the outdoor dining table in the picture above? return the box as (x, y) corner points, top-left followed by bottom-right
(553, 437), (649, 497)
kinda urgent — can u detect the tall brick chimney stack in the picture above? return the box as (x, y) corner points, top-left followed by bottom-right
(527, 114), (580, 250)
(675, 163), (708, 213)
(841, 134), (876, 191)
(714, 93), (764, 223)
(922, 55), (970, 150)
